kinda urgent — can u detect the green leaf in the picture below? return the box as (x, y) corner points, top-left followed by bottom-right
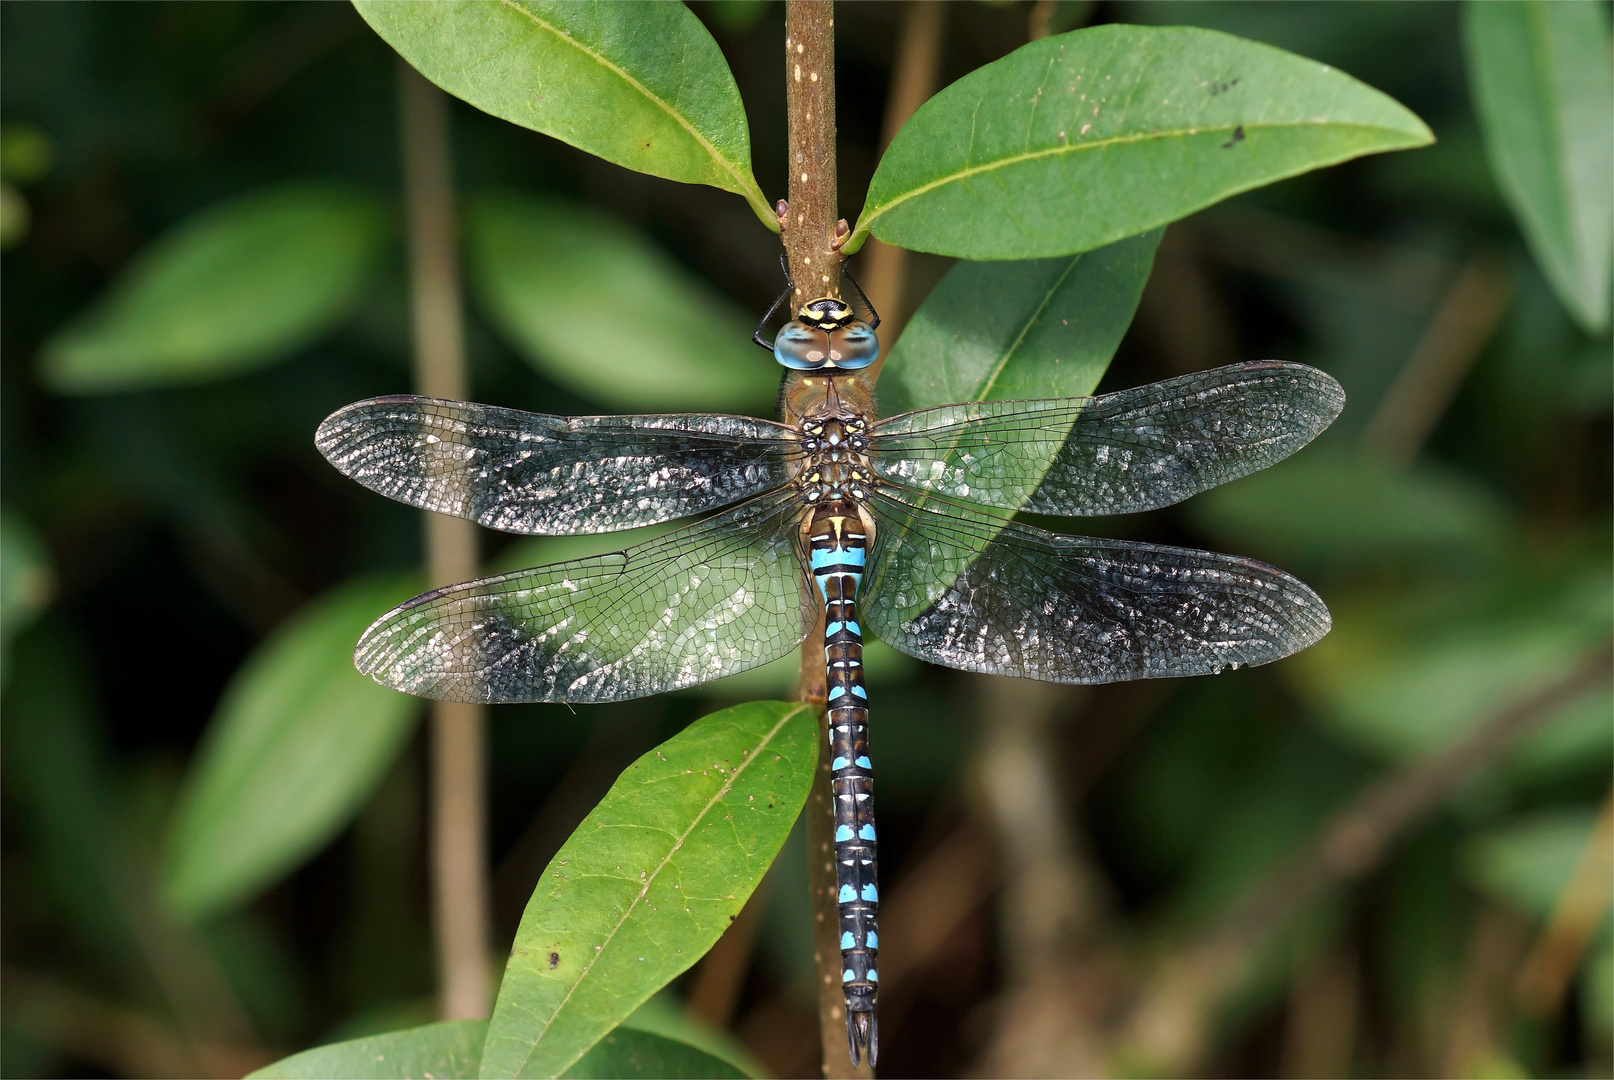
(0, 510), (55, 685)
(1464, 2), (1613, 332)
(40, 184), (388, 393)
(563, 1027), (746, 1080)
(480, 700), (816, 1079)
(354, 1), (773, 229)
(466, 194), (777, 411)
(849, 24), (1432, 259)
(163, 575), (426, 921)
(248, 1019), (486, 1079)
(878, 230), (1161, 413)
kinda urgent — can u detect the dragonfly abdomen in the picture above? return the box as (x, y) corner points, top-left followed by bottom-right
(808, 503), (880, 1066)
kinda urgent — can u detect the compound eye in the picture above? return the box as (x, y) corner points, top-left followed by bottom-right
(773, 321), (830, 370)
(827, 320), (880, 370)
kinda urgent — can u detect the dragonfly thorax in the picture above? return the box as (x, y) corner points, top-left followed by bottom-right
(798, 416), (874, 505)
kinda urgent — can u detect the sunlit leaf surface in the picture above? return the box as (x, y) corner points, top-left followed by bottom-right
(355, 1), (773, 227)
(851, 25), (1432, 259)
(1464, 2), (1613, 332)
(163, 575), (425, 921)
(41, 185), (387, 392)
(480, 701), (815, 1079)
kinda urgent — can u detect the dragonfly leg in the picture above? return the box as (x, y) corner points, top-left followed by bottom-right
(753, 254), (795, 352)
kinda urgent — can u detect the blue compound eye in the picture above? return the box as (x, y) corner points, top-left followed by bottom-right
(774, 320), (831, 370)
(828, 321), (879, 369)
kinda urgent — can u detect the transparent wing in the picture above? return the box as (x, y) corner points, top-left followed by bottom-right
(868, 361), (1344, 516)
(861, 489), (1330, 683)
(317, 396), (799, 535)
(356, 491), (815, 703)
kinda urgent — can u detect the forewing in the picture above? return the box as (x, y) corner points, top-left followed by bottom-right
(356, 492), (815, 703)
(861, 489), (1330, 683)
(868, 361), (1344, 516)
(317, 395), (798, 535)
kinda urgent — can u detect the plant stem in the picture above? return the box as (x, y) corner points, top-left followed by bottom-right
(782, 4), (866, 1075)
(1360, 251), (1513, 464)
(399, 62), (492, 1022)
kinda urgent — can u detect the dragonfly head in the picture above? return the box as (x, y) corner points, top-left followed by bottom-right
(774, 297), (879, 371)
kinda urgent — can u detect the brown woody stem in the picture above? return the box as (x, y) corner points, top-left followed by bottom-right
(399, 62), (492, 1022)
(781, 4), (868, 1076)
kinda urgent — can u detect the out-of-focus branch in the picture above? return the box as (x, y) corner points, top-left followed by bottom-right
(1119, 643), (1613, 1074)
(399, 62), (491, 1022)
(2, 967), (271, 1080)
(861, 1), (945, 364)
(781, 5), (863, 1075)
(972, 680), (1117, 1078)
(1514, 786), (1614, 1015)
(1361, 251), (1514, 464)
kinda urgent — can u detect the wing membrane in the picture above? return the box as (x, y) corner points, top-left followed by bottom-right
(868, 362), (1343, 516)
(318, 396), (799, 535)
(356, 491), (815, 703)
(862, 489), (1330, 683)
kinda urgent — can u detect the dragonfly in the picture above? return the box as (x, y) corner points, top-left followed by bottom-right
(316, 290), (1343, 1066)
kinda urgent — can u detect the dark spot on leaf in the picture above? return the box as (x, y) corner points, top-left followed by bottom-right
(548, 951), (560, 969)
(728, 913), (738, 923)
(1221, 125), (1246, 149)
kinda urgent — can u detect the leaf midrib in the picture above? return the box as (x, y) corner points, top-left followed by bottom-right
(498, 0), (762, 210)
(855, 119), (1423, 241)
(512, 702), (809, 1077)
(976, 253), (1083, 401)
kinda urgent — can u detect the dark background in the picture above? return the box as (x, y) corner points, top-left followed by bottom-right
(2, 3), (1609, 1077)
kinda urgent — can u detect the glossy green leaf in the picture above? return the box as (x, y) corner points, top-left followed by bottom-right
(480, 700), (816, 1079)
(1464, 809), (1607, 920)
(354, 1), (773, 228)
(248, 1019), (486, 1079)
(849, 24), (1432, 259)
(1188, 450), (1514, 572)
(466, 194), (778, 411)
(879, 230), (1161, 413)
(1464, 2), (1612, 332)
(40, 185), (388, 393)
(163, 575), (425, 921)
(563, 1027), (746, 1080)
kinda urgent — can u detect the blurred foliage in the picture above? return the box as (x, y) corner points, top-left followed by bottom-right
(40, 185), (390, 393)
(1463, 2), (1612, 333)
(163, 574), (425, 922)
(1, 2), (1609, 1079)
(465, 194), (778, 411)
